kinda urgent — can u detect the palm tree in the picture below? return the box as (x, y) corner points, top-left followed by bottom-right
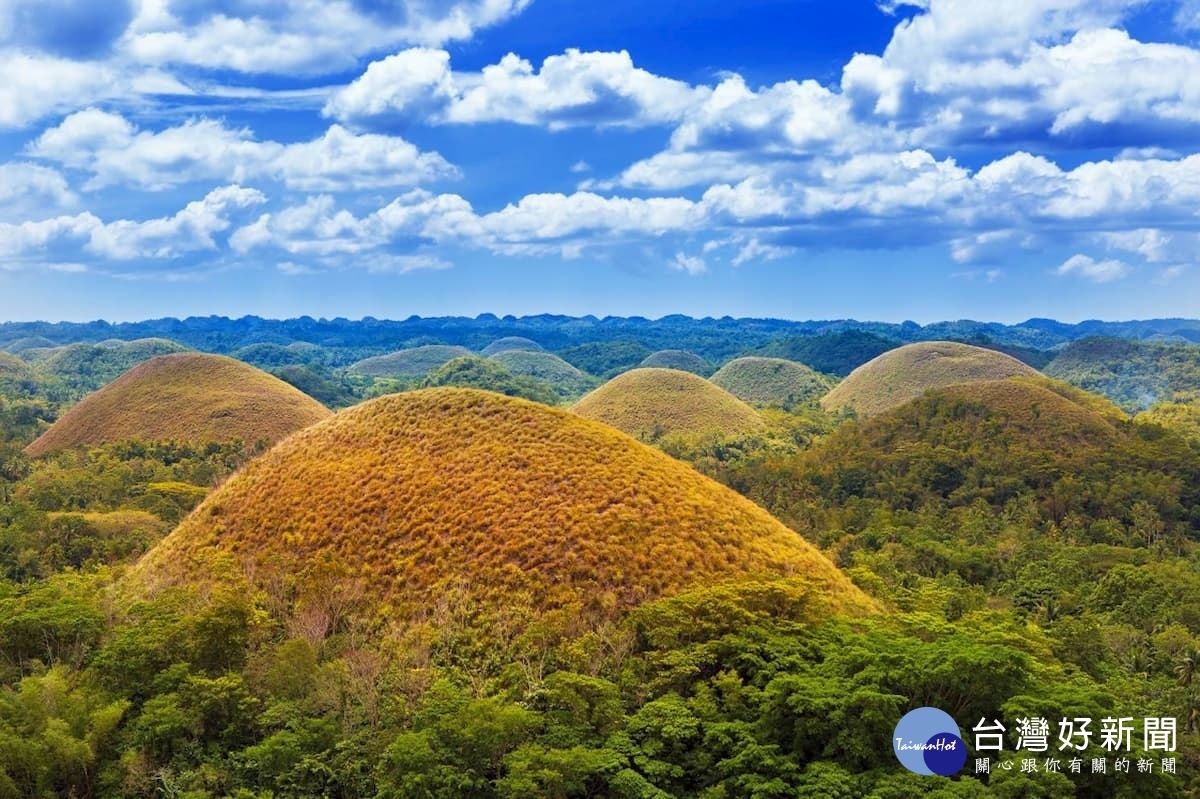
(1174, 646), (1200, 687)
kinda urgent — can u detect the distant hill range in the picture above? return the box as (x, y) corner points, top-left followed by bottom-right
(4, 315), (1199, 366)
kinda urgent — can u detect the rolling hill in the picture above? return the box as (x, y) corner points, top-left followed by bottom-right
(820, 341), (1040, 417)
(0, 351), (37, 395)
(709, 357), (832, 406)
(480, 336), (544, 355)
(638, 349), (712, 375)
(24, 338), (190, 397)
(489, 350), (599, 400)
(347, 345), (473, 378)
(130, 388), (875, 628)
(573, 368), (766, 439)
(25, 353), (331, 456)
(1044, 336), (1200, 411)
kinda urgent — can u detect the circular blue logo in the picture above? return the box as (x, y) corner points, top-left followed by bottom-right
(893, 707), (967, 776)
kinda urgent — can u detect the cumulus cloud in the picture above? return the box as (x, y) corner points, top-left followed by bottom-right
(1056, 253), (1131, 282)
(125, 0), (532, 74)
(326, 47), (707, 129)
(0, 163), (76, 220)
(0, 185), (264, 264)
(29, 110), (456, 190)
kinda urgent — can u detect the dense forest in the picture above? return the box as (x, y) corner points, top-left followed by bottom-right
(0, 318), (1199, 797)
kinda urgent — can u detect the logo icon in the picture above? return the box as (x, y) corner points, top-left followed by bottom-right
(893, 707), (967, 776)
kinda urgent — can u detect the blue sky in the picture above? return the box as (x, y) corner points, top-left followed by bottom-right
(1, 0), (1199, 323)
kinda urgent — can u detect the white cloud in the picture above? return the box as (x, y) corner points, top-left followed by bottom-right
(0, 185), (264, 263)
(670, 252), (706, 275)
(1056, 253), (1131, 282)
(124, 0), (533, 74)
(30, 110), (456, 190)
(326, 47), (707, 129)
(0, 52), (117, 129)
(0, 163), (76, 220)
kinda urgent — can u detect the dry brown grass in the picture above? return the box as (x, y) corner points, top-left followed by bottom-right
(130, 388), (874, 629)
(573, 368), (766, 439)
(821, 341), (1040, 417)
(25, 353), (331, 455)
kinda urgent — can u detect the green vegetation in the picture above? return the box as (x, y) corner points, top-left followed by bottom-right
(25, 354), (331, 456)
(1045, 337), (1200, 411)
(0, 353), (38, 398)
(574, 368), (767, 440)
(270, 364), (360, 409)
(481, 336), (544, 355)
(232, 341), (332, 371)
(348, 345), (473, 378)
(557, 340), (653, 378)
(710, 356), (833, 407)
(488, 350), (599, 401)
(1137, 402), (1200, 445)
(22, 339), (189, 401)
(638, 349), (712, 375)
(421, 356), (561, 405)
(757, 330), (899, 377)
(821, 341), (1041, 417)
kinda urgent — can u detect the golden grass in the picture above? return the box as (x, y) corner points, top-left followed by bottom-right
(25, 353), (331, 456)
(710, 357), (833, 405)
(573, 368), (767, 439)
(348, 345), (473, 377)
(821, 341), (1040, 417)
(130, 388), (874, 626)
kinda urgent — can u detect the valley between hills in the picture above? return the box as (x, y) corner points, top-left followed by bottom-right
(0, 314), (1198, 797)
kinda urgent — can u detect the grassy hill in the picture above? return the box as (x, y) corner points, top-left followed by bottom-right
(489, 350), (599, 400)
(638, 349), (712, 375)
(24, 338), (189, 398)
(348, 345), (472, 378)
(1044, 336), (1200, 411)
(0, 351), (38, 396)
(557, 339), (652, 378)
(821, 341), (1040, 417)
(480, 336), (544, 355)
(130, 388), (874, 628)
(25, 353), (331, 456)
(1137, 402), (1200, 445)
(709, 357), (832, 406)
(573, 368), (766, 439)
(421, 356), (560, 405)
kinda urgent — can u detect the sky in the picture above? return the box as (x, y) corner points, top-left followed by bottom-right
(1, 0), (1199, 323)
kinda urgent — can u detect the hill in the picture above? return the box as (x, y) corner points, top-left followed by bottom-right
(757, 330), (899, 377)
(573, 368), (766, 439)
(130, 388), (874, 628)
(488, 350), (599, 400)
(1136, 402), (1200, 445)
(638, 349), (712, 375)
(348, 345), (472, 378)
(1044, 336), (1200, 411)
(25, 353), (331, 456)
(24, 338), (189, 398)
(557, 339), (652, 379)
(480, 336), (544, 355)
(421, 356), (559, 405)
(820, 341), (1040, 417)
(709, 357), (832, 406)
(0, 351), (38, 396)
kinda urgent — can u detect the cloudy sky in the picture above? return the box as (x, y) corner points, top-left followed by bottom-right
(1, 0), (1199, 322)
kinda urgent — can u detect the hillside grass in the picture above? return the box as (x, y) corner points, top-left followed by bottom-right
(480, 336), (544, 355)
(709, 356), (833, 406)
(573, 368), (767, 439)
(23, 338), (189, 399)
(489, 350), (599, 400)
(130, 388), (874, 631)
(639, 349), (712, 375)
(348, 345), (472, 378)
(25, 353), (331, 456)
(821, 340), (1040, 417)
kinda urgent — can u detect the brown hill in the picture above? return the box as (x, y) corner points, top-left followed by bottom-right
(573, 368), (766, 439)
(821, 341), (1040, 417)
(130, 389), (874, 628)
(25, 353), (331, 456)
